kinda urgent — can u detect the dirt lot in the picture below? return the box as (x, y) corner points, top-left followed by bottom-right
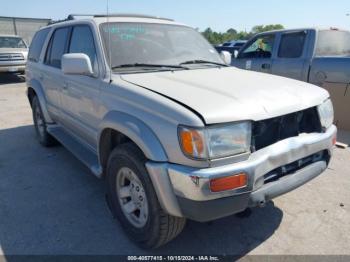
(0, 74), (350, 256)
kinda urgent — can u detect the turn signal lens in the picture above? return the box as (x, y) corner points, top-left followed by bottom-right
(179, 128), (206, 158)
(210, 173), (247, 192)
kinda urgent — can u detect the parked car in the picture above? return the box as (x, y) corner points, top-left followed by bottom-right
(215, 40), (247, 55)
(0, 35), (28, 74)
(26, 15), (336, 248)
(231, 28), (350, 131)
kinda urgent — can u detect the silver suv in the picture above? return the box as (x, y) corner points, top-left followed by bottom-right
(26, 14), (337, 248)
(0, 35), (28, 74)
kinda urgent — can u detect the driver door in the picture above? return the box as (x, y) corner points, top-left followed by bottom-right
(232, 34), (276, 74)
(59, 25), (101, 148)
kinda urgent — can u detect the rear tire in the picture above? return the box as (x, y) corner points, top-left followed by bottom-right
(106, 143), (186, 249)
(32, 96), (57, 147)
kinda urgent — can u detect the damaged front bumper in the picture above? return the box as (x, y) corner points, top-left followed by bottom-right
(146, 125), (337, 222)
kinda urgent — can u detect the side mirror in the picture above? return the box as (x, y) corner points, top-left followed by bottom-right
(62, 53), (93, 76)
(233, 50), (239, 59)
(220, 51), (232, 65)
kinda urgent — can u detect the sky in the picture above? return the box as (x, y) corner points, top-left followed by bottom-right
(1, 0), (350, 32)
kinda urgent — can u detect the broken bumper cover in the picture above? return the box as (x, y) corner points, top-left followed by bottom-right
(176, 160), (327, 222)
(146, 125), (336, 222)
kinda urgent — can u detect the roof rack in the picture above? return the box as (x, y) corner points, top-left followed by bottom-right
(49, 14), (94, 24)
(67, 14), (95, 20)
(67, 13), (174, 21)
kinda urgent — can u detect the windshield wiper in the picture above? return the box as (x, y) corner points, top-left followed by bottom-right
(112, 63), (188, 70)
(179, 60), (228, 67)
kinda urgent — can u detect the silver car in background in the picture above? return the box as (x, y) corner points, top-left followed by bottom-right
(0, 35), (28, 74)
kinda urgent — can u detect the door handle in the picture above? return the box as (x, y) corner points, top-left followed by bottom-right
(262, 63), (271, 69)
(39, 74), (44, 80)
(62, 83), (68, 90)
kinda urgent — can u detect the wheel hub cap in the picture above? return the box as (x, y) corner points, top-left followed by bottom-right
(35, 106), (45, 136)
(116, 167), (149, 228)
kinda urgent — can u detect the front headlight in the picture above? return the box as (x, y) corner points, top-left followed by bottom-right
(317, 99), (334, 129)
(179, 122), (251, 160)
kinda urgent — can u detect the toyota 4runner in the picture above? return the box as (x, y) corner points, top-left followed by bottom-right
(26, 14), (337, 248)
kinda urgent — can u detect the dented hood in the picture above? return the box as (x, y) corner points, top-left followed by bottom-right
(121, 67), (329, 124)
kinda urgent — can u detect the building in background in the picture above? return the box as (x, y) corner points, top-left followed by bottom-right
(0, 16), (51, 45)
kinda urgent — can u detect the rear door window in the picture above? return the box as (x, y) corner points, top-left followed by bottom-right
(315, 30), (350, 57)
(278, 31), (306, 58)
(28, 28), (50, 62)
(239, 35), (275, 59)
(45, 27), (70, 68)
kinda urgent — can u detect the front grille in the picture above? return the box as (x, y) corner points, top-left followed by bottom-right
(263, 150), (329, 184)
(0, 53), (24, 61)
(252, 107), (322, 151)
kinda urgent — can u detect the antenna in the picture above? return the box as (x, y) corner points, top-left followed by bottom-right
(107, 0), (113, 83)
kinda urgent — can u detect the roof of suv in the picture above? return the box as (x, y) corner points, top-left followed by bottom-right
(47, 14), (186, 28)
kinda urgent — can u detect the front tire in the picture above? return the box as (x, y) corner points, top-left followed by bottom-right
(32, 96), (56, 147)
(106, 143), (186, 249)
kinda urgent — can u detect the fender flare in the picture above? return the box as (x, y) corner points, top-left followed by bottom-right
(98, 111), (168, 164)
(27, 79), (54, 123)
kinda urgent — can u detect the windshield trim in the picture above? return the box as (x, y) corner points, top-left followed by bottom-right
(179, 59), (228, 67)
(114, 65), (224, 75)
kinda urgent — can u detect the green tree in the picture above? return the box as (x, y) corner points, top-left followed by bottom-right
(201, 24), (284, 45)
(251, 24), (284, 34)
(227, 28), (237, 35)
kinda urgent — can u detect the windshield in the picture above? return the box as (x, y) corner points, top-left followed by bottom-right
(315, 30), (350, 57)
(100, 22), (223, 69)
(0, 37), (27, 48)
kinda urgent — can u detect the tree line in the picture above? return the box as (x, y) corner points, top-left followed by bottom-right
(201, 24), (284, 45)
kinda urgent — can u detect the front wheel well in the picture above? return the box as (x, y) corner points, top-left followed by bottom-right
(99, 128), (141, 175)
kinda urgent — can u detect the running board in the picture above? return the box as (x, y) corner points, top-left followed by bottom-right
(47, 125), (103, 178)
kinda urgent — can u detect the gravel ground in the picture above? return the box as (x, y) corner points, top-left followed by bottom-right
(0, 73), (349, 257)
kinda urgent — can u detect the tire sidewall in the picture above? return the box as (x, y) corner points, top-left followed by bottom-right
(32, 96), (47, 144)
(106, 146), (161, 246)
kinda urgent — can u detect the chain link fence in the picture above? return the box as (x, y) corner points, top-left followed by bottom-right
(0, 16), (51, 45)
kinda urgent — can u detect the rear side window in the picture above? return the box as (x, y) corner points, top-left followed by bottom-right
(45, 27), (70, 68)
(278, 32), (306, 58)
(69, 25), (97, 71)
(28, 28), (50, 62)
(315, 30), (350, 57)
